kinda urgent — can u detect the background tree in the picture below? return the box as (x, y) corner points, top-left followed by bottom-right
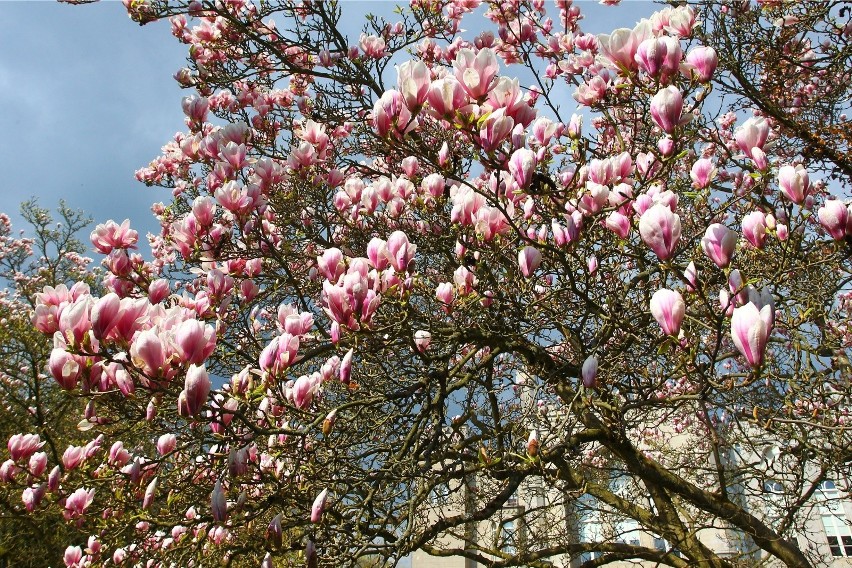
(10, 1), (852, 567)
(0, 202), (94, 566)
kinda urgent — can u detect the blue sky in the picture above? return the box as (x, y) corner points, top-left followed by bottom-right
(0, 1), (186, 239)
(0, 0), (654, 249)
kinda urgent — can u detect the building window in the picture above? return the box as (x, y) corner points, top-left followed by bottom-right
(578, 512), (603, 563)
(653, 536), (683, 558)
(506, 490), (518, 508)
(428, 482), (452, 505)
(616, 519), (641, 546)
(822, 514), (852, 557)
(498, 519), (518, 554)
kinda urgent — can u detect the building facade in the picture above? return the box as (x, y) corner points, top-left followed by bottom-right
(410, 448), (852, 568)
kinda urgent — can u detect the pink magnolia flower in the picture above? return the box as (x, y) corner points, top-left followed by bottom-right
(87, 536), (101, 556)
(367, 238), (389, 270)
(64, 546), (84, 568)
(8, 433), (43, 462)
(639, 204), (681, 260)
(90, 293), (121, 341)
(387, 231), (416, 272)
(130, 328), (167, 377)
(453, 48), (499, 100)
(605, 211), (631, 239)
(587, 255), (598, 275)
(664, 5), (698, 37)
(518, 246), (542, 278)
(414, 330), (431, 352)
(22, 484), (46, 512)
(397, 60), (430, 110)
(734, 117), (769, 159)
(777, 164), (809, 203)
(277, 306), (313, 337)
(485, 77), (536, 127)
(291, 374), (319, 409)
(259, 333), (302, 377)
(635, 37), (667, 77)
(219, 141), (248, 170)
(650, 86), (683, 134)
(567, 113), (582, 138)
(635, 36), (680, 78)
(436, 282), (455, 311)
(685, 46), (718, 82)
(340, 348), (353, 384)
(311, 488), (328, 523)
(267, 513), (283, 548)
(478, 108), (515, 153)
(63, 487), (95, 521)
(582, 355), (599, 388)
(146, 278), (169, 305)
(174, 319), (216, 365)
(183, 364), (211, 416)
(531, 117), (559, 146)
(359, 33), (386, 58)
(90, 219), (138, 254)
(598, 24), (649, 72)
(427, 77), (469, 120)
(701, 223), (736, 268)
(211, 479), (227, 522)
(32, 303), (61, 336)
(241, 279), (259, 302)
(109, 441), (130, 467)
(650, 288), (686, 336)
(143, 476), (159, 510)
(684, 261), (698, 292)
(690, 158), (717, 189)
(372, 90), (415, 139)
(48, 346), (81, 391)
(573, 76), (607, 106)
(421, 173), (445, 199)
(63, 445), (85, 470)
(317, 248), (346, 283)
(818, 199), (849, 239)
(454, 265), (477, 295)
(29, 452), (47, 477)
(509, 148), (537, 189)
(438, 141), (450, 166)
(156, 434), (177, 456)
(191, 195), (216, 226)
(731, 301), (774, 368)
(0, 460), (17, 483)
(48, 465), (60, 491)
(181, 95), (209, 124)
(58, 298), (91, 347)
(108, 297), (146, 343)
(741, 211), (768, 249)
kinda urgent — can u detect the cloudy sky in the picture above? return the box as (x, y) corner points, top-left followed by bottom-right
(0, 1), (189, 240)
(0, 0), (653, 252)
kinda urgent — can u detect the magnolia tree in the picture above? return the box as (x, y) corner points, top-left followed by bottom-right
(13, 0), (852, 566)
